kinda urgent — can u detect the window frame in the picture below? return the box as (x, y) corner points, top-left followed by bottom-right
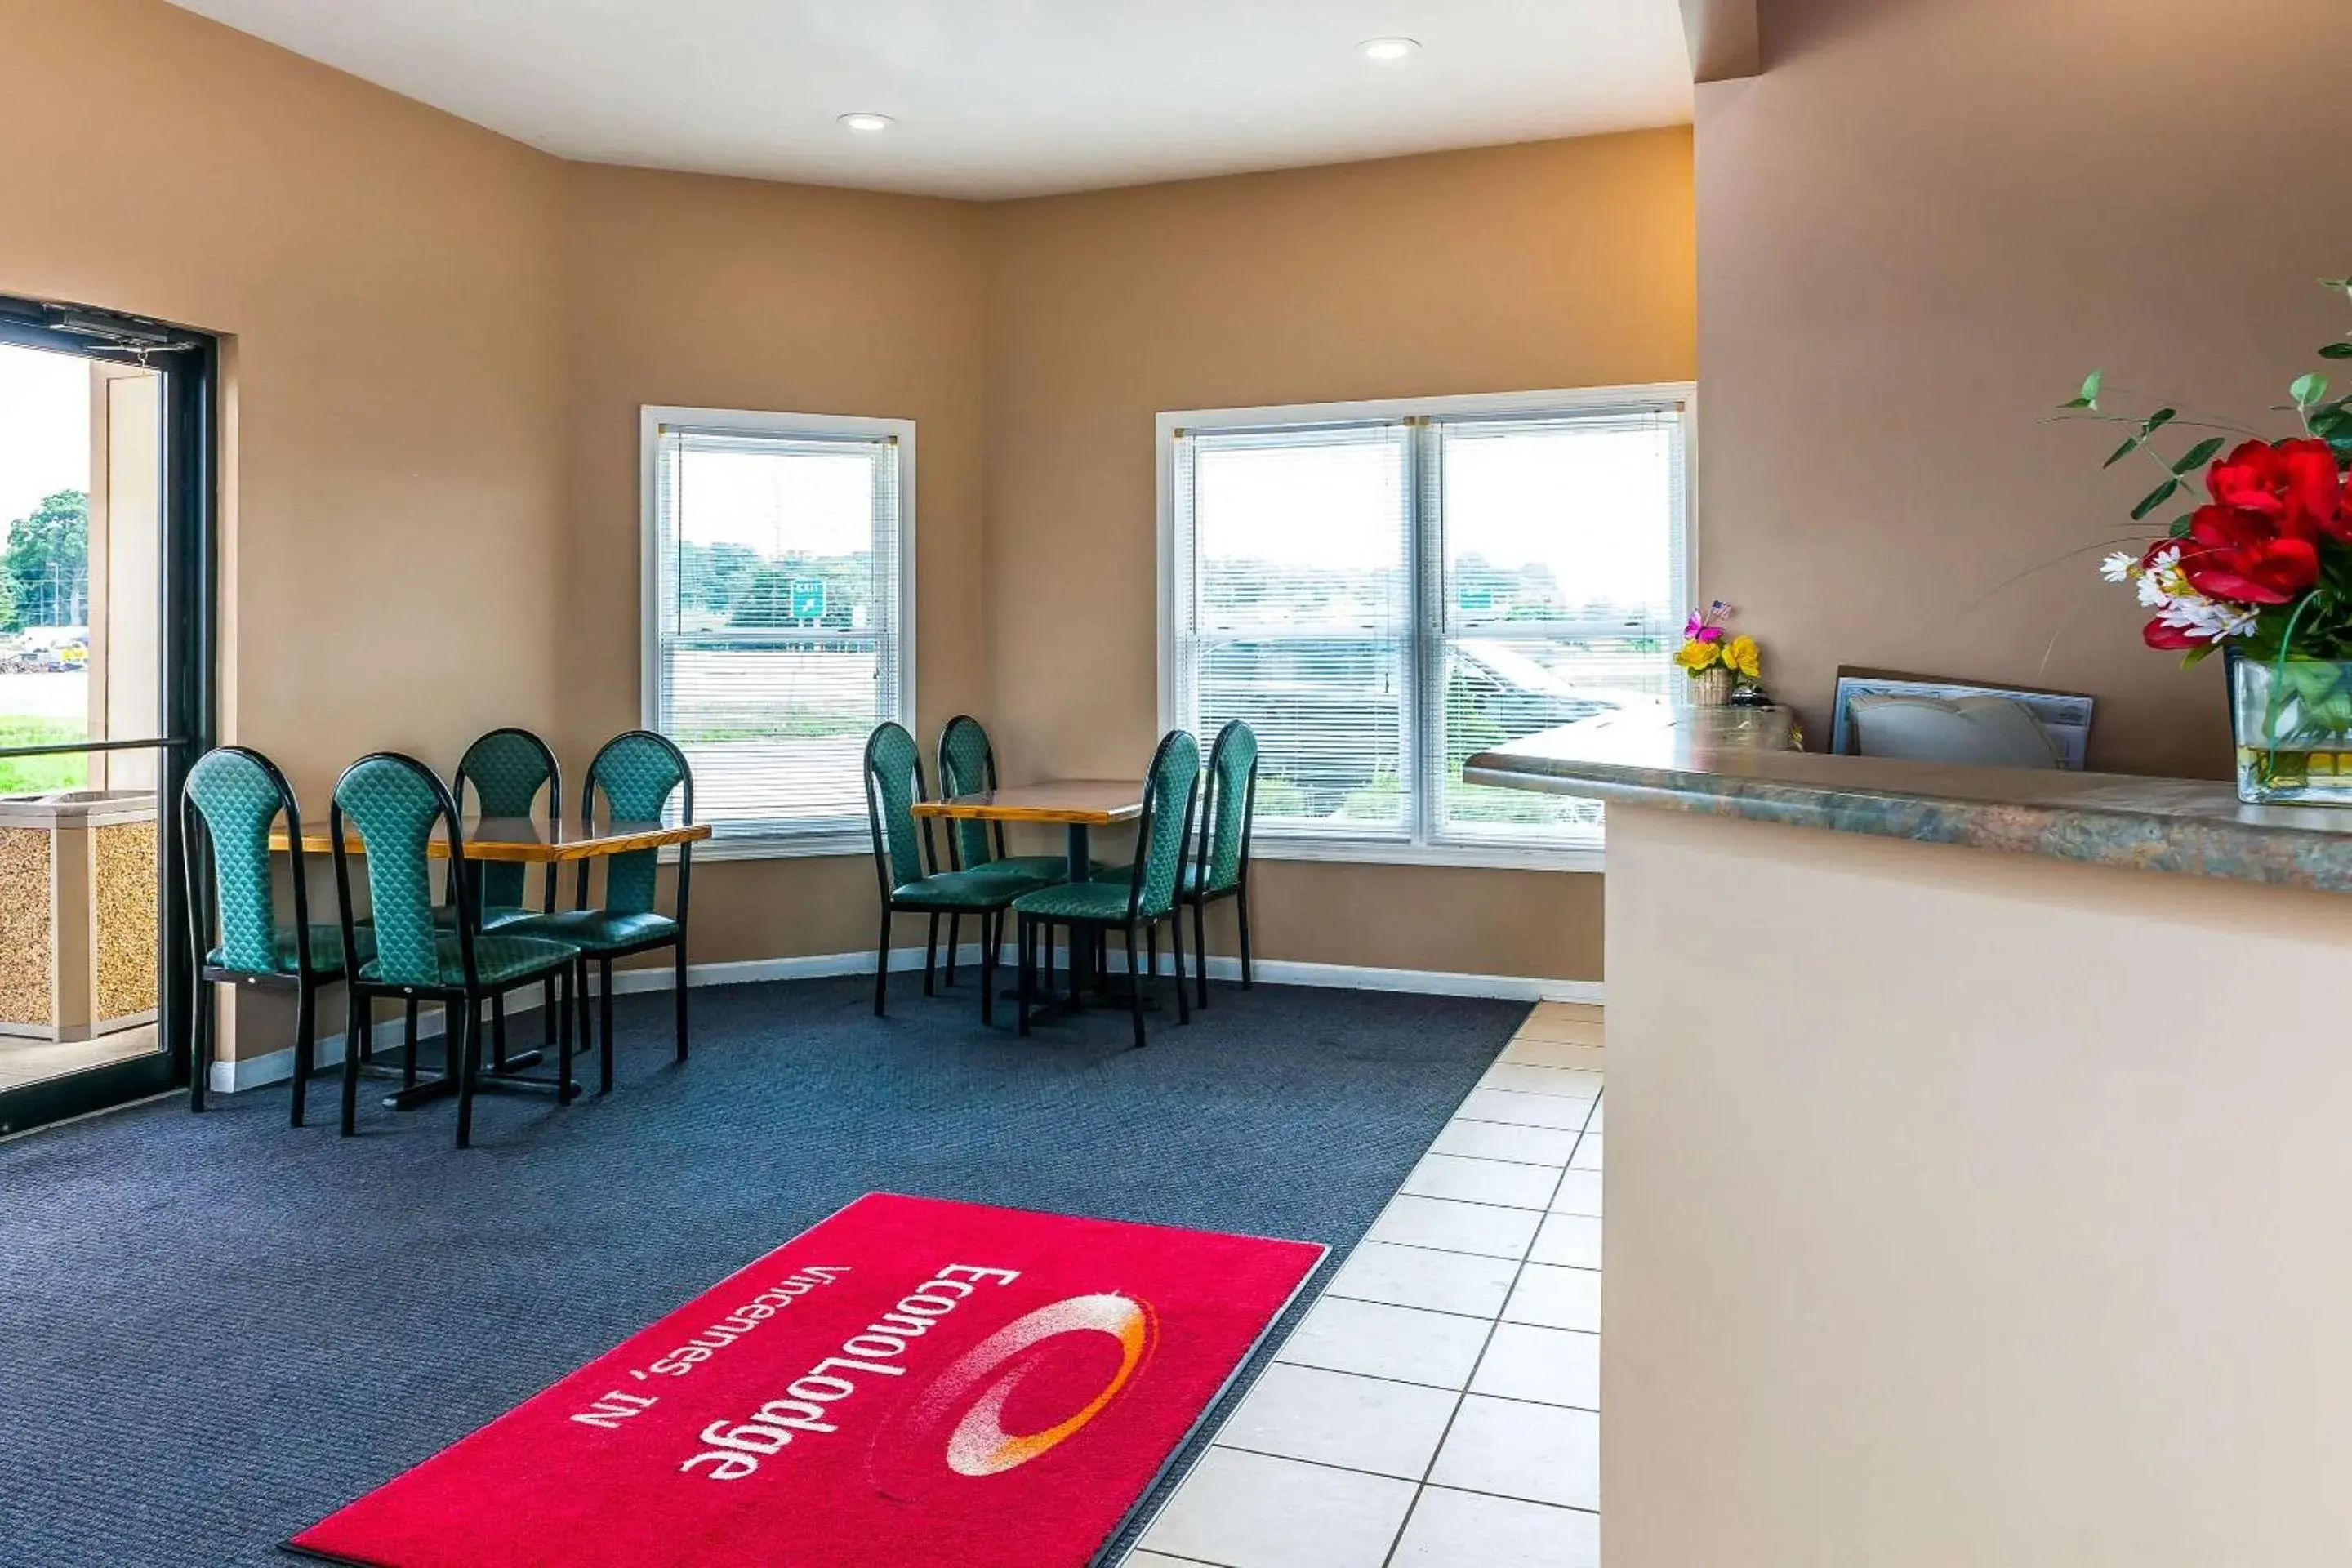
(1156, 383), (1696, 874)
(639, 403), (918, 862)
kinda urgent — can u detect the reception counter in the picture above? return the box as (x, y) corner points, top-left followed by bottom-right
(1468, 711), (2352, 1568)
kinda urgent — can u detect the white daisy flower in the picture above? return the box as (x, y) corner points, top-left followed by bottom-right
(2100, 550), (2137, 583)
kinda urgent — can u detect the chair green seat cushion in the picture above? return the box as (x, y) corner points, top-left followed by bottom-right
(892, 868), (1053, 910)
(359, 932), (576, 987)
(431, 903), (536, 932)
(207, 923), (374, 978)
(502, 909), (679, 952)
(1012, 880), (1138, 924)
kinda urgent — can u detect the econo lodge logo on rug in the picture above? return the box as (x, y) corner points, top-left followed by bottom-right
(869, 1290), (1159, 1502)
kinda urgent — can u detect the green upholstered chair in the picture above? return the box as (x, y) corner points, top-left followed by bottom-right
(329, 752), (578, 1147)
(507, 730), (693, 1088)
(452, 727), (561, 930)
(866, 722), (1056, 1023)
(448, 727), (564, 1072)
(180, 746), (372, 1125)
(1014, 729), (1200, 1049)
(1185, 719), (1260, 1005)
(933, 715), (1083, 986)
(1088, 720), (1259, 1005)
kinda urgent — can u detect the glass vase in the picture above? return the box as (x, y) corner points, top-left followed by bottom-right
(2229, 653), (2352, 805)
(1691, 667), (1731, 708)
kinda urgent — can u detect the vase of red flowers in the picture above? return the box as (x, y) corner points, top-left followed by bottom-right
(2082, 277), (2352, 804)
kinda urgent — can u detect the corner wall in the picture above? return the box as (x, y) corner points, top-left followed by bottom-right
(982, 131), (1697, 982)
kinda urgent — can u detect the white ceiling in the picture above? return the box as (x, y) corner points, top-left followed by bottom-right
(164, 0), (1697, 200)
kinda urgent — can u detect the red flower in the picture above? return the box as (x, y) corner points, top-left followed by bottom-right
(2207, 438), (2351, 539)
(2141, 616), (2204, 650)
(2176, 504), (2320, 604)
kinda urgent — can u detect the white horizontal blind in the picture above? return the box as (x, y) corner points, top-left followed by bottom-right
(651, 422), (905, 840)
(1430, 408), (1686, 844)
(1172, 422), (1414, 840)
(1167, 393), (1687, 856)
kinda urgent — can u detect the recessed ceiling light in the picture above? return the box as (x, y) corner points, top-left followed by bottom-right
(838, 112), (895, 133)
(1359, 37), (1421, 63)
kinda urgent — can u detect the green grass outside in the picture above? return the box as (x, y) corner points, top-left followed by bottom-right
(0, 717), (88, 795)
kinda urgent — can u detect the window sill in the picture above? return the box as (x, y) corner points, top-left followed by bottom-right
(1251, 836), (1606, 875)
(664, 832), (870, 864)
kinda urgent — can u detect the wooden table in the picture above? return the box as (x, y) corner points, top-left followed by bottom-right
(270, 816), (712, 862)
(267, 815), (710, 1107)
(912, 780), (1143, 1007)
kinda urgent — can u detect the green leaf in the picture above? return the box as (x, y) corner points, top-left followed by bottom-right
(2325, 278), (2352, 292)
(2292, 372), (2331, 407)
(2143, 408), (2177, 434)
(2065, 370), (2103, 410)
(2102, 434), (2141, 469)
(2172, 436), (2225, 474)
(2131, 478), (2180, 520)
(2321, 342), (2352, 359)
(2182, 642), (2218, 669)
(2168, 514), (2195, 539)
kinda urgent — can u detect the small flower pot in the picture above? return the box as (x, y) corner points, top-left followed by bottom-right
(1690, 668), (1731, 707)
(2229, 653), (2352, 805)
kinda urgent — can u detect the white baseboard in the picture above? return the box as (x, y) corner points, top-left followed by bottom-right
(209, 946), (1598, 1092)
(611, 947), (1601, 1005)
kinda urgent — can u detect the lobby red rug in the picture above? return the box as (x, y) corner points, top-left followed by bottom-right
(287, 1193), (1325, 1567)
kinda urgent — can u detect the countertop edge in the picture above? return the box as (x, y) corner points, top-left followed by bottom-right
(1462, 757), (2352, 898)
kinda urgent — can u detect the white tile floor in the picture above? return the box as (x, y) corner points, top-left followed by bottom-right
(1130, 1001), (1604, 1568)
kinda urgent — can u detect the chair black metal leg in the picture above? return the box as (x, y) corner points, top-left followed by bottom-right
(402, 998), (418, 1082)
(673, 938), (688, 1061)
(874, 910), (892, 1016)
(189, 976), (210, 1113)
(1170, 911), (1191, 1027)
(1125, 924), (1147, 1049)
(491, 991), (510, 1072)
(577, 959), (599, 1092)
(1194, 897), (1210, 1009)
(542, 976), (556, 1052)
(924, 914), (939, 996)
(946, 913), (960, 987)
(455, 997), (482, 1149)
(599, 956), (615, 1092)
(1237, 889), (1255, 989)
(1147, 923), (1158, 979)
(1017, 915), (1034, 1036)
(995, 908), (1009, 972)
(291, 976), (318, 1127)
(340, 994), (365, 1136)
(980, 910), (997, 1027)
(557, 972), (576, 1107)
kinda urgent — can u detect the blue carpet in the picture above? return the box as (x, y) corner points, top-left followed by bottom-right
(0, 973), (1522, 1566)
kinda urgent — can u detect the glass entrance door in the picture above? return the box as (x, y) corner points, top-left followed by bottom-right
(0, 297), (214, 1135)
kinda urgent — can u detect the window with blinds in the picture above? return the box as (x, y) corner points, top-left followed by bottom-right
(643, 408), (915, 850)
(1163, 390), (1689, 859)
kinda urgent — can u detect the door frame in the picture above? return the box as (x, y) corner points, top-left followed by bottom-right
(0, 295), (217, 1135)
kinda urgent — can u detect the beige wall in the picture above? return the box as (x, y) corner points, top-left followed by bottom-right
(1, 0), (568, 1054)
(1698, 0), (2352, 777)
(983, 131), (1697, 982)
(558, 166), (991, 964)
(0, 0), (569, 807)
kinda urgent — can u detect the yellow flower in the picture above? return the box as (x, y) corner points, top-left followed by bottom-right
(1724, 635), (1762, 679)
(1675, 639), (1720, 671)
